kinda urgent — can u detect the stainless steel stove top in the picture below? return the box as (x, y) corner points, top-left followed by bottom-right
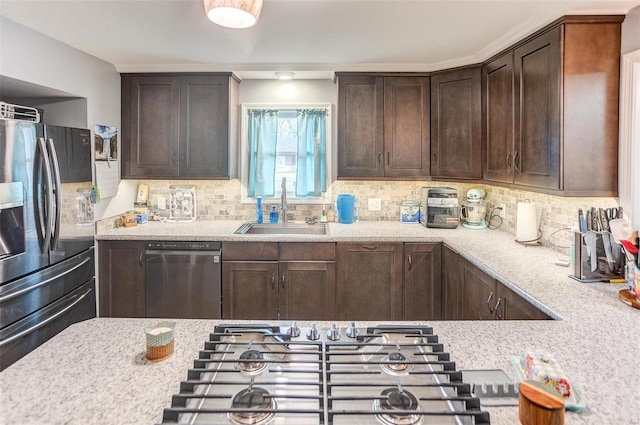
(159, 324), (490, 425)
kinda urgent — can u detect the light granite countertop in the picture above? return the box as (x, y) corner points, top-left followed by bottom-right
(1, 220), (639, 424)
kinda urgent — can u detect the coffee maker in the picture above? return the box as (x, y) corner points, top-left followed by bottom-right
(460, 188), (487, 229)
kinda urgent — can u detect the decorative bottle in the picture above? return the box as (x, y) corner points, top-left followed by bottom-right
(256, 196), (263, 224)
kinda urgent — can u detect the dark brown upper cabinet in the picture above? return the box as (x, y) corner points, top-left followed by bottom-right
(337, 74), (430, 179)
(121, 73), (238, 179)
(430, 67), (482, 179)
(483, 16), (623, 196)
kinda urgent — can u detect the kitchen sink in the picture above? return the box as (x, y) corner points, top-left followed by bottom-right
(234, 222), (327, 235)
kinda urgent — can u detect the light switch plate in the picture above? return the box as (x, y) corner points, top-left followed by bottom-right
(368, 198), (381, 211)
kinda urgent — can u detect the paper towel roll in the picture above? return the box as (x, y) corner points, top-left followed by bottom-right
(516, 202), (540, 243)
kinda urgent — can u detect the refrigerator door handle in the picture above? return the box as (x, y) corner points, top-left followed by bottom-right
(34, 137), (54, 253)
(0, 286), (92, 347)
(46, 138), (62, 250)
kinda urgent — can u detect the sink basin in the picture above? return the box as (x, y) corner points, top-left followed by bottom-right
(234, 222), (327, 235)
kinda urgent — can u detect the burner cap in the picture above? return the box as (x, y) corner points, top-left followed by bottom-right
(374, 388), (423, 425)
(380, 351), (410, 376)
(236, 349), (268, 375)
(228, 387), (276, 425)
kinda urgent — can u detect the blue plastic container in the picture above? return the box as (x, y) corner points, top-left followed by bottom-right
(337, 194), (356, 224)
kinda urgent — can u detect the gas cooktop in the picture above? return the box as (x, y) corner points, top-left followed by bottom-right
(158, 323), (490, 425)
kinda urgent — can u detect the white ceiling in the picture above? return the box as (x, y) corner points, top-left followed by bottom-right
(1, 0), (639, 80)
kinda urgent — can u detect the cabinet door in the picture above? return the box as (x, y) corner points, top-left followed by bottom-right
(403, 243), (442, 320)
(123, 76), (180, 177)
(337, 75), (384, 177)
(514, 27), (561, 190)
(65, 128), (92, 182)
(98, 240), (145, 317)
(442, 245), (463, 320)
(336, 243), (403, 321)
(222, 261), (278, 320)
(496, 282), (551, 320)
(279, 261), (336, 320)
(179, 76), (230, 178)
(430, 68), (482, 179)
(483, 53), (515, 184)
(383, 77), (430, 177)
(461, 258), (496, 320)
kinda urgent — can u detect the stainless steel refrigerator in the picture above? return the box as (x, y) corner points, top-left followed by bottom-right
(0, 118), (95, 371)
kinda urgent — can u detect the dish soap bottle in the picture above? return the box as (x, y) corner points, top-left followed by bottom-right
(256, 196), (263, 224)
(326, 205), (335, 222)
(269, 205), (279, 223)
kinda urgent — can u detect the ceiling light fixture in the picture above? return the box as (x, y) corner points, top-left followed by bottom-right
(203, 0), (263, 29)
(275, 72), (295, 80)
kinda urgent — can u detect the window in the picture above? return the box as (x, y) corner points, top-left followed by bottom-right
(241, 105), (331, 203)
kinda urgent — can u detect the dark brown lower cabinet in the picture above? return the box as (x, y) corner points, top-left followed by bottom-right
(442, 245), (463, 320)
(336, 243), (403, 321)
(496, 282), (551, 320)
(279, 261), (336, 320)
(222, 261), (279, 320)
(442, 244), (550, 320)
(221, 242), (336, 320)
(403, 243), (442, 320)
(98, 240), (145, 317)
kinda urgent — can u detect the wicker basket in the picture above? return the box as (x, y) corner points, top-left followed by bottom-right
(145, 321), (175, 362)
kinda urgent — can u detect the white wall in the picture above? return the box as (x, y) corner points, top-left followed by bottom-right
(0, 16), (122, 219)
(622, 6), (640, 54)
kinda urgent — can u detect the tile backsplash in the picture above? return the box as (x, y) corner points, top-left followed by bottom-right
(121, 179), (619, 255)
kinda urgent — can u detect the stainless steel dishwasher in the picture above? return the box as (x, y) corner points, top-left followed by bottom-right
(145, 241), (221, 319)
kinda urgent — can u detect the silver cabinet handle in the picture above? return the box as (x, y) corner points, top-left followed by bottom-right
(139, 250), (144, 267)
(513, 150), (520, 172)
(494, 298), (503, 319)
(0, 287), (92, 347)
(271, 273), (276, 289)
(386, 152), (390, 166)
(486, 292), (495, 313)
(281, 273), (285, 289)
(408, 254), (412, 271)
(506, 152), (512, 170)
(378, 152), (382, 165)
(362, 246), (378, 251)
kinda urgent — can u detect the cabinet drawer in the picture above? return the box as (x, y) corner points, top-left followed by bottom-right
(222, 242), (278, 261)
(279, 243), (336, 261)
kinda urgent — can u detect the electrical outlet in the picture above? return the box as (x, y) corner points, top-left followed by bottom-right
(498, 204), (506, 218)
(368, 198), (381, 211)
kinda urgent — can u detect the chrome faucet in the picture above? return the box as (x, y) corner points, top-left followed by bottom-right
(281, 177), (288, 223)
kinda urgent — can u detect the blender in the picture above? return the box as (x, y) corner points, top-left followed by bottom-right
(460, 188), (487, 229)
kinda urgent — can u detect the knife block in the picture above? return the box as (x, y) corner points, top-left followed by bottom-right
(572, 232), (624, 282)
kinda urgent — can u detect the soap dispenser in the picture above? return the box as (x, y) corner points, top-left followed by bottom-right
(269, 205), (279, 223)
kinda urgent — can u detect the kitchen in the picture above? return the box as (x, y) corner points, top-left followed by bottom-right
(1, 1), (640, 424)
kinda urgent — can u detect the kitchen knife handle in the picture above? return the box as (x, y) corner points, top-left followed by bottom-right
(408, 254), (412, 271)
(505, 152), (512, 170)
(486, 292), (495, 313)
(513, 150), (520, 172)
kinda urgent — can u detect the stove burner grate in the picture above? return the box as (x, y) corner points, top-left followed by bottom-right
(373, 388), (423, 425)
(227, 387), (277, 425)
(235, 349), (268, 375)
(380, 351), (410, 376)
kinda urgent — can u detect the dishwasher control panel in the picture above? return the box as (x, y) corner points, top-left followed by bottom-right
(146, 241), (221, 251)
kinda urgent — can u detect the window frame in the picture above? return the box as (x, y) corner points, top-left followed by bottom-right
(239, 103), (333, 205)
